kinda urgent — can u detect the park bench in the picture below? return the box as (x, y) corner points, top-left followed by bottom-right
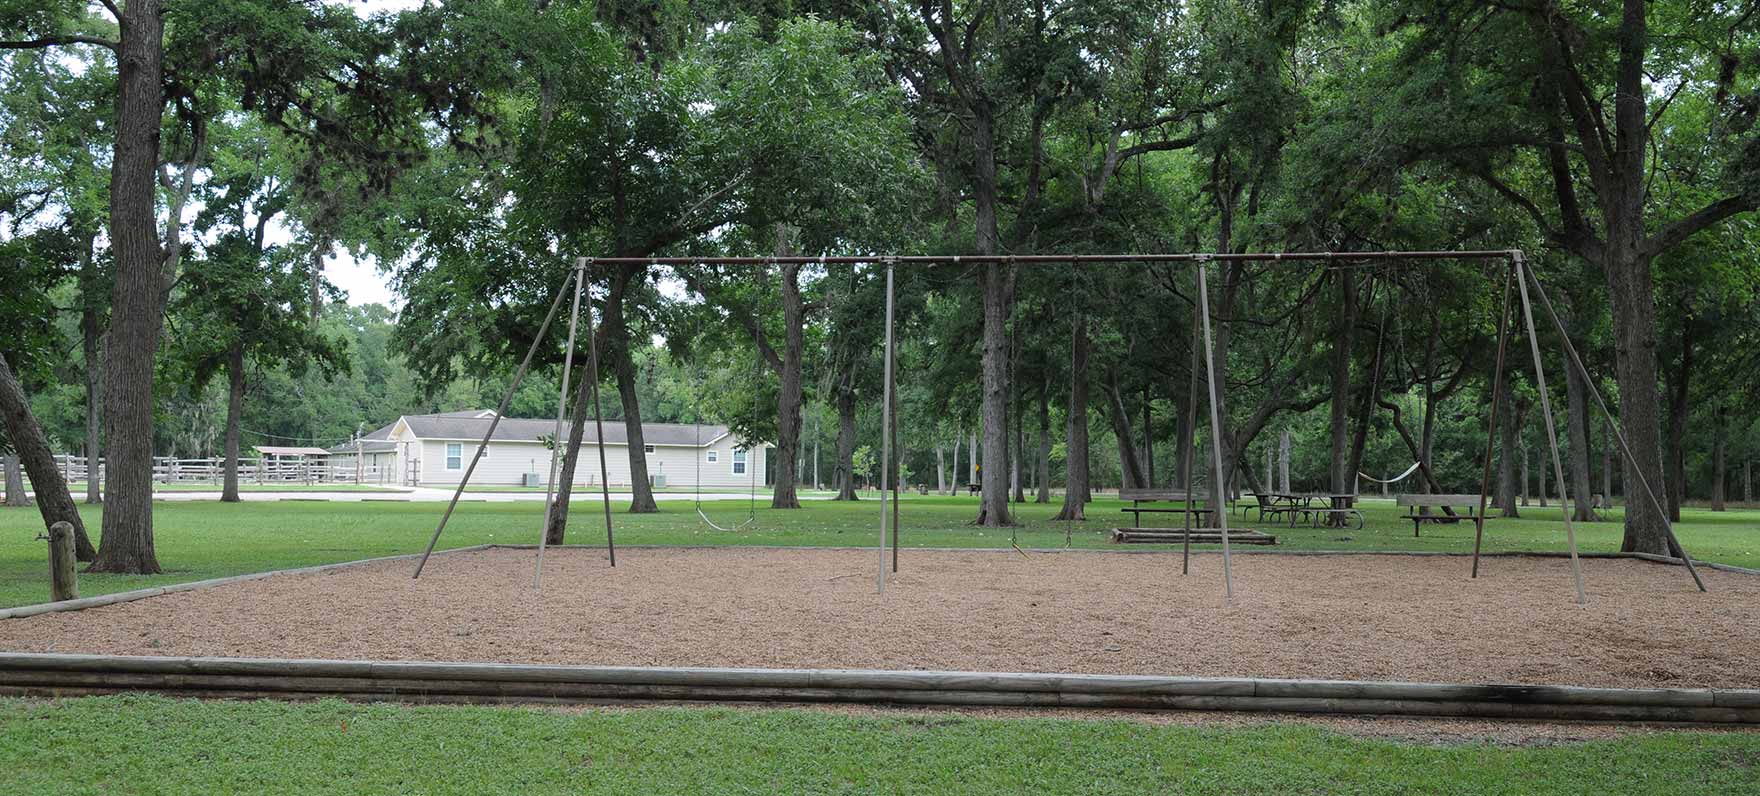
(1117, 488), (1217, 528)
(1396, 493), (1486, 538)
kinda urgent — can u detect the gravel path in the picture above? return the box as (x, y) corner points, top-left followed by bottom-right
(3, 547), (1755, 689)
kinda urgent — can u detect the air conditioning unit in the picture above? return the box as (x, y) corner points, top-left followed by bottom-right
(650, 474), (667, 488)
(522, 472), (543, 488)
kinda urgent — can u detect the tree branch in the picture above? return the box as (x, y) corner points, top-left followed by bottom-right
(1644, 194), (1759, 258)
(0, 34), (117, 51)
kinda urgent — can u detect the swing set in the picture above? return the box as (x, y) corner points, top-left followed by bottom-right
(407, 250), (1706, 605)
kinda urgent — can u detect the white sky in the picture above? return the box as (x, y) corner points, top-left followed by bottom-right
(323, 250), (400, 308)
(310, 0), (427, 309)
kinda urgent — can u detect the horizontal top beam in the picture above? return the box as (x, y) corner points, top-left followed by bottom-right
(577, 250), (1521, 267)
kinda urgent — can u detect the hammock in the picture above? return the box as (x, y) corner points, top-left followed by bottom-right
(1358, 461), (1422, 485)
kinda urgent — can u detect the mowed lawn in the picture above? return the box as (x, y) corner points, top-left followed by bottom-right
(0, 493), (1756, 609)
(2, 696), (1757, 796)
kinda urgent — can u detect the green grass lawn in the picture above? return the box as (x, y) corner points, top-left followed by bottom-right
(0, 494), (1755, 609)
(0, 696), (1754, 795)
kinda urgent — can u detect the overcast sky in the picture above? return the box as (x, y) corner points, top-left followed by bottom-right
(313, 0), (426, 309)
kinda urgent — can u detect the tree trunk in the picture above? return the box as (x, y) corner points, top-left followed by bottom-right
(605, 267), (658, 513)
(1518, 447), (1528, 506)
(1498, 384), (1522, 517)
(1052, 312), (1089, 521)
(1104, 370), (1147, 490)
(1602, 413), (1614, 507)
(221, 342), (244, 503)
(1012, 395), (1025, 502)
(1711, 406), (1726, 511)
(1538, 441), (1549, 507)
(80, 243), (103, 505)
(3, 454), (24, 508)
(935, 445), (945, 494)
(1562, 341), (1596, 520)
(1663, 319), (1692, 522)
(1035, 373), (1050, 503)
(90, 0), (167, 575)
(769, 262), (806, 509)
(832, 386), (858, 500)
(1348, 287), (1388, 493)
(1327, 273), (1359, 496)
(543, 348), (598, 545)
(971, 93), (1011, 527)
(1605, 245), (1676, 553)
(1142, 386), (1154, 487)
(968, 429), (978, 488)
(0, 353), (97, 559)
(1278, 429), (1291, 493)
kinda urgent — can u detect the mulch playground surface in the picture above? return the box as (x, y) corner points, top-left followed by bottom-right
(2, 547), (1755, 690)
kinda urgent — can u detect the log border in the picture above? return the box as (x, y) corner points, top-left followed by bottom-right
(0, 652), (1754, 723)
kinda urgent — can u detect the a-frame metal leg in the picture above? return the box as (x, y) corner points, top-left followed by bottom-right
(1519, 259), (1707, 593)
(1195, 258), (1234, 597)
(535, 259), (587, 589)
(1472, 260), (1515, 578)
(1512, 254), (1586, 604)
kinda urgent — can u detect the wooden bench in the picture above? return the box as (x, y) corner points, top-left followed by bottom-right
(1117, 488), (1217, 528)
(1396, 493), (1486, 538)
(965, 483), (979, 496)
(1110, 528), (1279, 545)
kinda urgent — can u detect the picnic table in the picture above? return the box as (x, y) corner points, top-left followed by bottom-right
(1248, 493), (1363, 529)
(1117, 488), (1218, 528)
(1314, 494), (1363, 529)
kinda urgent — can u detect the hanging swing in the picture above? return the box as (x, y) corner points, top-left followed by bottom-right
(692, 365), (759, 532)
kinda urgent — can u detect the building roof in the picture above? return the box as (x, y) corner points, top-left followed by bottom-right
(331, 412), (731, 451)
(254, 446), (334, 457)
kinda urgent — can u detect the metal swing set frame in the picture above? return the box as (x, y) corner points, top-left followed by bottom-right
(409, 250), (1706, 603)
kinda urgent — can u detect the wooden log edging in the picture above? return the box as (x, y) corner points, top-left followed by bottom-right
(0, 545), (495, 622)
(0, 652), (1753, 723)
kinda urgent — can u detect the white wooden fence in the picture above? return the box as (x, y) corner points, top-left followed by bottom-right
(53, 455), (392, 487)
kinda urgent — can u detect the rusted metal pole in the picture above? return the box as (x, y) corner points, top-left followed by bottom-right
(1521, 261), (1706, 592)
(413, 270), (572, 579)
(1181, 269), (1202, 577)
(1195, 258), (1234, 597)
(583, 267), (617, 567)
(586, 250), (1518, 267)
(1473, 258), (1516, 578)
(1512, 254), (1586, 605)
(878, 262), (896, 593)
(535, 259), (586, 590)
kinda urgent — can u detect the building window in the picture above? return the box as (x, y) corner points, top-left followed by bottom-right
(644, 444), (656, 454)
(706, 450), (719, 463)
(732, 448), (747, 475)
(446, 443), (462, 470)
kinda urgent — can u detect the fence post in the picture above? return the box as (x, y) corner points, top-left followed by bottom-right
(48, 521), (78, 602)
